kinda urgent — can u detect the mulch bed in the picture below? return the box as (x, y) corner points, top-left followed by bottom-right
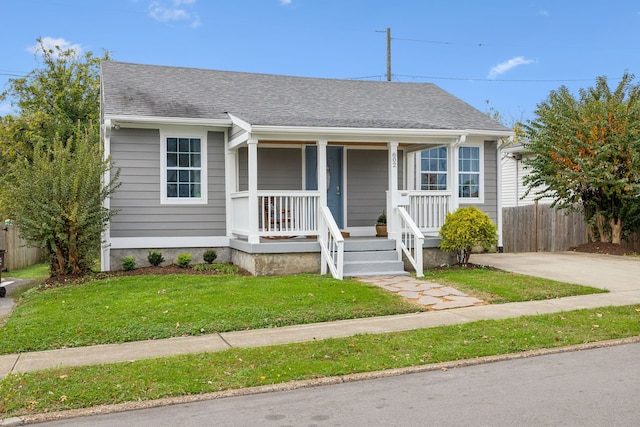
(569, 242), (637, 256)
(43, 264), (251, 288)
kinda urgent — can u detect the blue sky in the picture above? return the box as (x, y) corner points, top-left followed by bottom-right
(1, 0), (640, 124)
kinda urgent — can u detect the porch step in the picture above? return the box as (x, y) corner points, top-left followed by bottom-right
(342, 238), (408, 277)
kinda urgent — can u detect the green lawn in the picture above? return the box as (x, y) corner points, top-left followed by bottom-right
(1, 305), (638, 417)
(0, 274), (422, 354)
(0, 268), (608, 355)
(423, 267), (607, 303)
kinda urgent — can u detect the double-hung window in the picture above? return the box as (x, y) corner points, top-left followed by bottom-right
(419, 144), (484, 202)
(420, 147), (447, 190)
(458, 146), (481, 200)
(161, 131), (207, 204)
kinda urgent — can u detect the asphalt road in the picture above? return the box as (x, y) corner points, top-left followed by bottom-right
(33, 342), (640, 427)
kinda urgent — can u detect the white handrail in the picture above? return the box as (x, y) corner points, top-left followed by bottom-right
(397, 206), (424, 277)
(318, 206), (344, 280)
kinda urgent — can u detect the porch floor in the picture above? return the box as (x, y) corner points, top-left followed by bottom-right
(230, 235), (441, 254)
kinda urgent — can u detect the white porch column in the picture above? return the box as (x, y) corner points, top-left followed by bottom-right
(247, 138), (259, 243)
(406, 151), (416, 191)
(449, 137), (463, 213)
(225, 140), (238, 238)
(387, 141), (399, 240)
(317, 140), (328, 207)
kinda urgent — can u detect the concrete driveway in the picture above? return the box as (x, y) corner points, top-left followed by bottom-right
(0, 279), (30, 321)
(473, 252), (640, 292)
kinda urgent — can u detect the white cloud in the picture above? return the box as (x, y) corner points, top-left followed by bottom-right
(148, 0), (200, 27)
(27, 37), (82, 58)
(280, 0), (292, 5)
(487, 56), (534, 79)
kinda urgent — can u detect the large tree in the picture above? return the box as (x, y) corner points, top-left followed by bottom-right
(523, 73), (640, 244)
(0, 39), (117, 275)
(0, 38), (108, 165)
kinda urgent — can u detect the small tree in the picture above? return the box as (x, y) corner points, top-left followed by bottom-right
(0, 126), (120, 275)
(439, 207), (497, 265)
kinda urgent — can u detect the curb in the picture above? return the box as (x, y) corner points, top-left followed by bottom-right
(8, 335), (640, 426)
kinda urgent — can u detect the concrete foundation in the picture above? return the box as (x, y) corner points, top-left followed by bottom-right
(403, 248), (456, 273)
(109, 240), (454, 277)
(232, 250), (321, 276)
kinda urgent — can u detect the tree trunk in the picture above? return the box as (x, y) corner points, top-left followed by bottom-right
(610, 217), (623, 245)
(594, 213), (609, 243)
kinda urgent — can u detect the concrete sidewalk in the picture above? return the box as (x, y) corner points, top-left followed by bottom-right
(1, 252), (639, 378)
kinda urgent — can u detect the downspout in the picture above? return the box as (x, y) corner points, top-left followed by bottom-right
(497, 138), (512, 253)
(101, 118), (112, 271)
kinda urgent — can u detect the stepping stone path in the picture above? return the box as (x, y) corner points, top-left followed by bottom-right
(356, 275), (485, 310)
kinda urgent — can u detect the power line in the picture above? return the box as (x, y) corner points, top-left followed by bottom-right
(393, 37), (484, 47)
(395, 74), (601, 83)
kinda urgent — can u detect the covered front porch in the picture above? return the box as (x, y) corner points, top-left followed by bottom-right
(224, 126), (467, 279)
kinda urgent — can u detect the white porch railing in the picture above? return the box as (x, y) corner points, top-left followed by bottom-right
(405, 191), (452, 233)
(259, 191), (320, 237)
(230, 191), (321, 238)
(318, 206), (344, 280)
(396, 206), (424, 277)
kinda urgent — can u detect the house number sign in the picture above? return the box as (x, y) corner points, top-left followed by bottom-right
(392, 152), (397, 168)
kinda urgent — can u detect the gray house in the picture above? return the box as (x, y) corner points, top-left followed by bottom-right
(100, 61), (513, 278)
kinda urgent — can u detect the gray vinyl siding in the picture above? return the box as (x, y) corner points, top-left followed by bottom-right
(461, 141), (498, 225)
(347, 150), (389, 227)
(258, 148), (302, 190)
(238, 147), (302, 191)
(109, 128), (226, 238)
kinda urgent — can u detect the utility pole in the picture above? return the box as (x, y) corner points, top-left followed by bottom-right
(386, 28), (391, 81)
(376, 28), (392, 81)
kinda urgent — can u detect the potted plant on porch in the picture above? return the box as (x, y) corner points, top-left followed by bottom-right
(375, 211), (387, 237)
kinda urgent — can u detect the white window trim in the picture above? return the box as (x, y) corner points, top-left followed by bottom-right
(160, 126), (208, 205)
(458, 142), (484, 204)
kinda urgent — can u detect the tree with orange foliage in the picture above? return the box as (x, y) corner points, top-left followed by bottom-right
(523, 73), (640, 244)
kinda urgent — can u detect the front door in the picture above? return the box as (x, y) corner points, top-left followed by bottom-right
(306, 146), (344, 228)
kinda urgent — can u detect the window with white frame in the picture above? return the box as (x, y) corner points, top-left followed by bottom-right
(420, 147), (447, 190)
(161, 133), (207, 204)
(458, 146), (480, 199)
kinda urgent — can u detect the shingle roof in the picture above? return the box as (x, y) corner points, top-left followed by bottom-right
(101, 61), (510, 132)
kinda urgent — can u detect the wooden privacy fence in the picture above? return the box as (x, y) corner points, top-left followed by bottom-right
(502, 203), (589, 253)
(0, 225), (45, 271)
(503, 202), (640, 253)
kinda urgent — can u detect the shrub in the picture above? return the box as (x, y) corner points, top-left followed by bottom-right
(439, 206), (498, 265)
(177, 253), (192, 269)
(122, 256), (136, 271)
(203, 249), (217, 264)
(147, 251), (164, 267)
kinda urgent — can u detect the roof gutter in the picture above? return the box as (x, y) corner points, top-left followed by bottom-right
(105, 114), (233, 128)
(249, 125), (514, 139)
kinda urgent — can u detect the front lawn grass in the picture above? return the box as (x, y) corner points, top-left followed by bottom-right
(1, 305), (638, 417)
(0, 274), (422, 354)
(4, 263), (49, 280)
(423, 267), (607, 303)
